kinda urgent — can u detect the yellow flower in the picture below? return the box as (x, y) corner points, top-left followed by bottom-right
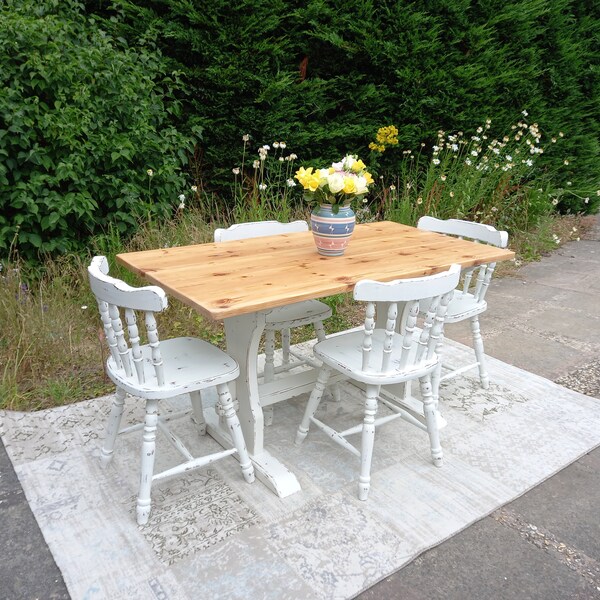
(364, 171), (374, 185)
(351, 159), (366, 172)
(342, 177), (357, 194)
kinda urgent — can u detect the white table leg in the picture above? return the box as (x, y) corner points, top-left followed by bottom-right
(217, 312), (301, 498)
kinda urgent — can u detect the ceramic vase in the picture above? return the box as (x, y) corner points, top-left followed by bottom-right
(310, 203), (356, 256)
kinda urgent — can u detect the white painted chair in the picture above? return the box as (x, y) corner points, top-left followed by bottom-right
(417, 216), (509, 390)
(295, 264), (461, 501)
(88, 256), (254, 525)
(215, 220), (339, 423)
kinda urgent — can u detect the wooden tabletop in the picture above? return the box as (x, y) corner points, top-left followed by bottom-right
(116, 221), (514, 320)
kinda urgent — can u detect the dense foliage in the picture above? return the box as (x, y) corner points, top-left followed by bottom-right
(0, 0), (200, 259)
(88, 0), (599, 211)
(1, 0), (598, 260)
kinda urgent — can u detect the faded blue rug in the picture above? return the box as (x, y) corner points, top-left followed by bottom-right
(2, 339), (599, 599)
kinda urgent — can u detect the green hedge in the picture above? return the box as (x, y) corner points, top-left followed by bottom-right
(91, 0), (599, 213)
(2, 0), (598, 261)
(0, 0), (201, 259)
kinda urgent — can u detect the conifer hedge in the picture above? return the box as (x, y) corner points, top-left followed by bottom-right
(93, 0), (599, 212)
(2, 0), (598, 259)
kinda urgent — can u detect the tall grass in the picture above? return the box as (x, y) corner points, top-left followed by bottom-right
(0, 123), (594, 411)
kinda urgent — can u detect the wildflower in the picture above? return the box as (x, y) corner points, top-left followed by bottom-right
(81, 305), (88, 310)
(406, 182), (412, 189)
(288, 153), (298, 160)
(280, 142), (287, 149)
(451, 144), (459, 152)
(253, 160), (260, 169)
(585, 197), (590, 204)
(476, 127), (483, 133)
(572, 227), (578, 232)
(506, 155), (512, 162)
(597, 190), (600, 196)
(449, 191), (455, 198)
(147, 169), (154, 177)
(559, 131), (564, 137)
(552, 198), (559, 205)
(273, 142), (280, 149)
(525, 159), (533, 167)
(470, 150), (478, 157)
(567, 181), (572, 186)
(491, 206), (498, 212)
(178, 201), (185, 210)
(262, 145), (270, 151)
(485, 119), (492, 125)
(191, 185), (198, 192)
(389, 185), (396, 191)
(279, 156), (284, 162)
(232, 167), (240, 175)
(242, 134), (250, 142)
(522, 110), (528, 116)
(465, 158), (472, 166)
(286, 178), (296, 187)
(179, 194), (186, 202)
(432, 158), (440, 165)
(258, 183), (267, 190)
(564, 160), (570, 165)
(417, 197), (423, 204)
(440, 174), (447, 181)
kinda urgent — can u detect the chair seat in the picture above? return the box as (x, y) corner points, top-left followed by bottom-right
(445, 291), (487, 322)
(107, 337), (239, 399)
(314, 329), (439, 385)
(264, 299), (332, 329)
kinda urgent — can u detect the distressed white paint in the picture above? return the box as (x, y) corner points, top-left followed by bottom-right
(295, 264), (461, 501)
(214, 221), (336, 418)
(88, 256), (254, 525)
(417, 217), (509, 390)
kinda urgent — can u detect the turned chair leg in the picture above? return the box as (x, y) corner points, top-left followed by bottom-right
(101, 387), (126, 467)
(358, 385), (379, 501)
(420, 376), (443, 467)
(137, 398), (159, 526)
(470, 315), (489, 389)
(216, 383), (255, 483)
(281, 328), (291, 365)
(314, 320), (341, 403)
(295, 366), (332, 445)
(432, 335), (444, 412)
(189, 390), (206, 436)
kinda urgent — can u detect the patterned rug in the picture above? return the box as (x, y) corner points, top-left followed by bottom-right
(2, 339), (600, 600)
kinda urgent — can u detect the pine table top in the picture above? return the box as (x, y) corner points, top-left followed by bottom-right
(116, 221), (515, 320)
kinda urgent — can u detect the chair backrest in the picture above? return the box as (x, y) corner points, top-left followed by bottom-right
(88, 256), (168, 386)
(214, 220), (309, 242)
(353, 264), (461, 374)
(417, 216), (508, 303)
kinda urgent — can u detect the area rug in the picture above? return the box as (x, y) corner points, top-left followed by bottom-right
(2, 338), (600, 600)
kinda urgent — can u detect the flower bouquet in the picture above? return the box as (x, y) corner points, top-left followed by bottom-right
(294, 154), (374, 214)
(295, 155), (374, 256)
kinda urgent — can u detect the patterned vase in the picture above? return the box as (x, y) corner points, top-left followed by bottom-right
(310, 203), (356, 256)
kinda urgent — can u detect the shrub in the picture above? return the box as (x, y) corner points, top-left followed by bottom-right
(86, 0), (599, 214)
(0, 0), (201, 260)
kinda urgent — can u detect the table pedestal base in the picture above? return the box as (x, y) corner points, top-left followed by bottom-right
(204, 408), (301, 498)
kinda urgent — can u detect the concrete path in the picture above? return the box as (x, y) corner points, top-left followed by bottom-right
(1, 216), (599, 600)
(359, 215), (600, 600)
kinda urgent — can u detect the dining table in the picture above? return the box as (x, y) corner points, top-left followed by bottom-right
(117, 220), (515, 497)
